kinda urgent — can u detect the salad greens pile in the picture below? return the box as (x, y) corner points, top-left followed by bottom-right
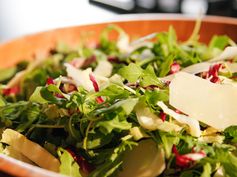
(1, 23), (237, 177)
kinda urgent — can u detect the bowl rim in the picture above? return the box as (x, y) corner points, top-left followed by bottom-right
(1, 13), (237, 45)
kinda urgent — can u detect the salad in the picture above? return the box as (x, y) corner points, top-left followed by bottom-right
(0, 22), (237, 177)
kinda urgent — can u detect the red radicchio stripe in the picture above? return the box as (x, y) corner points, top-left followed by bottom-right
(172, 145), (206, 168)
(170, 62), (181, 74)
(66, 148), (94, 174)
(89, 73), (99, 92)
(207, 63), (222, 83)
(89, 73), (104, 103)
(2, 86), (20, 96)
(159, 111), (167, 122)
(46, 77), (54, 85)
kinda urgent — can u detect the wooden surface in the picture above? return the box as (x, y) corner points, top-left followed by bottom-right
(0, 15), (237, 177)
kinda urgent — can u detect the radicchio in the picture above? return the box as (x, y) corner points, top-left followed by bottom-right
(170, 62), (181, 74)
(172, 145), (206, 168)
(2, 86), (20, 96)
(66, 148), (94, 174)
(89, 73), (104, 103)
(207, 63), (222, 83)
(159, 111), (167, 122)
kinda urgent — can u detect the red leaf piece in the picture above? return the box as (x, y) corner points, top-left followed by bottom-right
(107, 56), (120, 63)
(66, 148), (95, 174)
(170, 62), (181, 74)
(172, 145), (206, 168)
(89, 73), (99, 92)
(207, 63), (222, 83)
(89, 73), (104, 104)
(159, 111), (167, 122)
(96, 96), (104, 104)
(46, 77), (54, 85)
(55, 93), (64, 98)
(2, 86), (20, 96)
(172, 145), (193, 168)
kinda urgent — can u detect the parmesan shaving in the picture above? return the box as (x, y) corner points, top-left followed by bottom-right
(169, 72), (237, 130)
(1, 129), (60, 172)
(157, 101), (201, 137)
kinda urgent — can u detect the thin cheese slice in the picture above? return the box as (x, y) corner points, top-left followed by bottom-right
(3, 146), (34, 165)
(1, 129), (60, 172)
(94, 60), (113, 77)
(169, 72), (237, 130)
(210, 46), (237, 62)
(118, 139), (165, 177)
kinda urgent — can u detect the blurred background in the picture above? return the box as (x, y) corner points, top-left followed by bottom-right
(0, 0), (236, 43)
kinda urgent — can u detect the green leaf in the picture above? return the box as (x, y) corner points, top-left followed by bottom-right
(160, 132), (179, 158)
(15, 103), (40, 132)
(89, 138), (136, 177)
(40, 87), (58, 103)
(87, 131), (113, 149)
(97, 84), (130, 102)
(96, 116), (132, 134)
(140, 65), (163, 87)
(119, 64), (163, 87)
(145, 89), (169, 106)
(57, 148), (82, 177)
(99, 25), (121, 55)
(209, 35), (230, 50)
(120, 98), (138, 115)
(0, 67), (16, 82)
(0, 95), (6, 107)
(94, 98), (138, 116)
(118, 63), (143, 83)
(224, 126), (237, 143)
(215, 149), (237, 177)
(158, 54), (174, 77)
(200, 163), (212, 177)
(167, 26), (177, 51)
(29, 87), (48, 104)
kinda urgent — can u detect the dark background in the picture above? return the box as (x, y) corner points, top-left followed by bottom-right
(89, 0), (237, 16)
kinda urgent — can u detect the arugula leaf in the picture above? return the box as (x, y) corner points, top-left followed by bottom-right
(0, 67), (16, 82)
(158, 54), (174, 77)
(40, 87), (59, 104)
(159, 132), (179, 158)
(215, 148), (237, 177)
(99, 25), (121, 55)
(87, 130), (113, 149)
(15, 103), (40, 132)
(118, 63), (143, 83)
(93, 98), (138, 116)
(145, 89), (169, 107)
(57, 148), (82, 177)
(29, 87), (48, 104)
(89, 137), (137, 177)
(96, 84), (130, 102)
(0, 95), (6, 107)
(224, 126), (237, 143)
(96, 116), (132, 134)
(140, 65), (163, 87)
(200, 163), (212, 177)
(118, 64), (163, 87)
(167, 26), (178, 52)
(209, 35), (230, 50)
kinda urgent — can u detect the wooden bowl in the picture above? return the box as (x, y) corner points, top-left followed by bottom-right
(0, 14), (237, 177)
